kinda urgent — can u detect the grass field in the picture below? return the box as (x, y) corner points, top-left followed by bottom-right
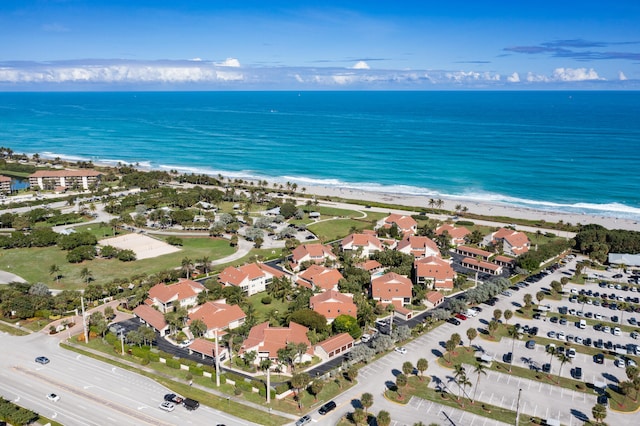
(0, 237), (235, 289)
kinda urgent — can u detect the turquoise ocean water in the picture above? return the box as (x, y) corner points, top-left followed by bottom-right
(1, 91), (639, 219)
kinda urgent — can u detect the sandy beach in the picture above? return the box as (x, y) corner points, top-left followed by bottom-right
(299, 184), (640, 233)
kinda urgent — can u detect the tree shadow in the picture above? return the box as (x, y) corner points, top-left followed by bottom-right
(432, 348), (443, 358)
(431, 375), (445, 392)
(472, 344), (485, 353)
(602, 372), (619, 383)
(391, 368), (401, 377)
(570, 408), (589, 422)
(512, 302), (522, 308)
(479, 318), (489, 325)
(384, 380), (396, 390)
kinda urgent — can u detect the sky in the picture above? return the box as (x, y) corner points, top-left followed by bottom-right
(0, 0), (639, 90)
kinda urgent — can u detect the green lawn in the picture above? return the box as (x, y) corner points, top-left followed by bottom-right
(0, 237), (235, 289)
(308, 218), (376, 242)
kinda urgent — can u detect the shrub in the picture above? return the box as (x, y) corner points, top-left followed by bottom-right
(189, 366), (203, 376)
(261, 296), (272, 305)
(148, 352), (160, 362)
(166, 236), (183, 246)
(234, 387), (242, 396)
(166, 358), (181, 369)
(275, 383), (291, 394)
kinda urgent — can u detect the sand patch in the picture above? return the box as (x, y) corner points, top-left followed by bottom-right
(98, 234), (181, 260)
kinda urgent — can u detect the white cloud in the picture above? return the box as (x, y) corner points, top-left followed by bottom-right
(619, 71), (628, 81)
(189, 58), (202, 62)
(507, 72), (520, 83)
(216, 58), (241, 67)
(351, 61), (370, 70)
(526, 72), (550, 82)
(552, 67), (602, 81)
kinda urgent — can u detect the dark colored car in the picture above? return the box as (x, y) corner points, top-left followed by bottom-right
(35, 356), (50, 365)
(164, 394), (184, 404)
(183, 398), (200, 411)
(447, 317), (461, 326)
(542, 363), (551, 373)
(504, 352), (513, 363)
(525, 340), (536, 349)
(573, 367), (583, 380)
(597, 394), (609, 407)
(318, 400), (337, 415)
(594, 353), (604, 364)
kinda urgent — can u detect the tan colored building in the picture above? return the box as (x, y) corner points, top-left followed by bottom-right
(28, 169), (102, 191)
(371, 272), (412, 307)
(0, 175), (11, 194)
(309, 290), (358, 323)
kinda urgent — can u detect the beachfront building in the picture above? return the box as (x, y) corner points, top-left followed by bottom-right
(218, 262), (285, 296)
(290, 243), (338, 271)
(309, 290), (358, 323)
(482, 228), (530, 256)
(461, 257), (503, 275)
(456, 246), (492, 262)
(340, 231), (384, 258)
(0, 176), (10, 194)
(133, 304), (170, 335)
(371, 272), (413, 307)
(296, 265), (343, 292)
(147, 279), (205, 313)
(314, 333), (355, 361)
(414, 255), (456, 290)
(435, 223), (471, 246)
(187, 301), (246, 338)
(378, 213), (418, 236)
(396, 235), (440, 259)
(239, 321), (313, 369)
(28, 169), (102, 191)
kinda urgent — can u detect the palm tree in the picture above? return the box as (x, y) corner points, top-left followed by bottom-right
(436, 199), (444, 209)
(592, 402), (607, 424)
(536, 291), (545, 308)
(291, 372), (310, 410)
(507, 325), (522, 373)
(503, 310), (513, 324)
(199, 256), (211, 275)
(545, 346), (556, 378)
(428, 198), (436, 209)
(402, 361), (414, 377)
(49, 264), (61, 285)
(360, 392), (373, 415)
(80, 267), (92, 284)
(260, 358), (272, 403)
(416, 358), (428, 380)
(466, 327), (477, 347)
(557, 352), (571, 382)
(395, 373), (407, 398)
(377, 410), (391, 426)
(445, 339), (456, 363)
(181, 257), (194, 278)
(472, 362), (488, 403)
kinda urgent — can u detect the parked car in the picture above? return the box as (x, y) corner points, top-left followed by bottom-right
(454, 313), (467, 321)
(394, 347), (408, 355)
(35, 356), (50, 365)
(447, 317), (461, 326)
(542, 363), (551, 373)
(525, 340), (536, 349)
(594, 353), (605, 364)
(318, 400), (337, 415)
(159, 401), (175, 412)
(573, 367), (583, 380)
(597, 394), (609, 407)
(567, 348), (576, 358)
(164, 394), (184, 404)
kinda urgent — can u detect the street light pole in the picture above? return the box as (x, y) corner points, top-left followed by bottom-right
(515, 388), (522, 426)
(214, 328), (220, 387)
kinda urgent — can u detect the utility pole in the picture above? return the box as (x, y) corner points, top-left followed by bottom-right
(120, 333), (125, 355)
(214, 328), (220, 387)
(81, 296), (89, 344)
(515, 388), (522, 426)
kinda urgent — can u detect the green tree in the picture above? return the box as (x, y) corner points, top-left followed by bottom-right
(310, 379), (324, 401)
(416, 358), (429, 380)
(402, 361), (414, 377)
(592, 403), (607, 424)
(49, 264), (61, 285)
(557, 352), (572, 382)
(503, 309), (513, 324)
(189, 319), (206, 337)
(536, 291), (545, 307)
(493, 309), (502, 322)
(80, 267), (93, 284)
(377, 410), (391, 426)
(360, 392), (373, 414)
(466, 327), (477, 347)
(395, 373), (407, 398)
(523, 293), (533, 308)
(445, 339), (456, 363)
(487, 320), (499, 338)
(507, 325), (522, 373)
(352, 408), (366, 426)
(346, 366), (358, 382)
(472, 362), (488, 403)
(291, 372), (310, 410)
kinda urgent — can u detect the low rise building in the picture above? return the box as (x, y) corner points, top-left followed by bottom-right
(28, 169), (102, 191)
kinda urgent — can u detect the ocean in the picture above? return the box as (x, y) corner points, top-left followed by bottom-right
(1, 91), (639, 219)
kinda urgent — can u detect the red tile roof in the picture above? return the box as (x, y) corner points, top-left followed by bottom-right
(148, 279), (205, 304)
(218, 262), (284, 286)
(341, 233), (383, 250)
(133, 305), (168, 331)
(358, 259), (382, 272)
(188, 301), (246, 331)
(371, 272), (413, 300)
(435, 224), (471, 240)
(291, 243), (336, 264)
(396, 235), (439, 258)
(309, 290), (357, 320)
(0, 176), (11, 182)
(426, 291), (444, 304)
(384, 213), (417, 232)
(189, 338), (225, 357)
(298, 265), (344, 291)
(316, 333), (354, 353)
(457, 245), (492, 258)
(462, 257), (502, 271)
(241, 321), (312, 358)
(414, 255), (456, 288)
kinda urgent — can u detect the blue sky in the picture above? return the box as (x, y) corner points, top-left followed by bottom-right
(1, 0), (639, 89)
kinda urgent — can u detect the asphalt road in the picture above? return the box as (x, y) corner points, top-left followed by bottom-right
(0, 331), (257, 426)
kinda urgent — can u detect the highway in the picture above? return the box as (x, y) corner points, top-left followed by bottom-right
(0, 332), (256, 426)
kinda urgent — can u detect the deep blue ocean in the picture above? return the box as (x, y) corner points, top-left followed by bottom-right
(1, 91), (639, 219)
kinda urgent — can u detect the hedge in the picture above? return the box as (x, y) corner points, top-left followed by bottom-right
(165, 358), (181, 369)
(189, 366), (204, 376)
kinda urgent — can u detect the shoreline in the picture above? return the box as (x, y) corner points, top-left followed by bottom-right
(300, 184), (640, 232)
(9, 155), (640, 233)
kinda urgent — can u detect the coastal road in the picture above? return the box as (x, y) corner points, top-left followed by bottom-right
(0, 332), (256, 426)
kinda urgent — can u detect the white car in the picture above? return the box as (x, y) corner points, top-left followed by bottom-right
(567, 348), (576, 358)
(615, 358), (626, 368)
(628, 359), (638, 367)
(159, 401), (175, 412)
(47, 393), (60, 402)
(613, 327), (621, 336)
(394, 347), (407, 355)
(557, 331), (565, 341)
(594, 313), (603, 320)
(603, 326), (611, 333)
